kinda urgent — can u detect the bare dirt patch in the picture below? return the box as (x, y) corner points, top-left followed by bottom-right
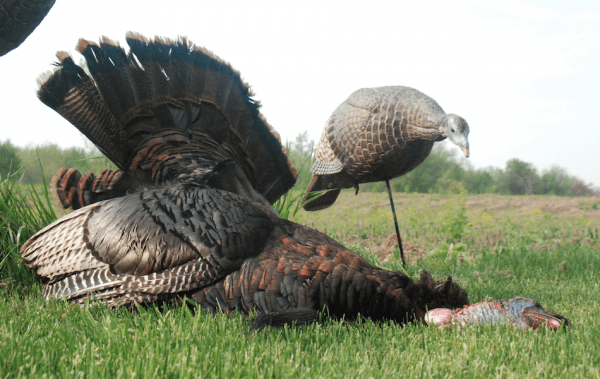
(371, 233), (428, 266)
(467, 194), (600, 219)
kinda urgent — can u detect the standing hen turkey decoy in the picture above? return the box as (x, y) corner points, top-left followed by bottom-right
(19, 34), (567, 331)
(302, 86), (470, 264)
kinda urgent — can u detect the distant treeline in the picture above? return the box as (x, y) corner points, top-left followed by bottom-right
(0, 139), (116, 184)
(285, 132), (598, 197)
(1, 134), (597, 197)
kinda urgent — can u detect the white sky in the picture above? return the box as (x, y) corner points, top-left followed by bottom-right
(1, 0), (598, 187)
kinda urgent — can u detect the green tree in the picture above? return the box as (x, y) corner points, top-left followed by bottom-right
(463, 168), (496, 194)
(0, 140), (21, 178)
(539, 166), (575, 196)
(572, 181), (596, 197)
(499, 158), (541, 195)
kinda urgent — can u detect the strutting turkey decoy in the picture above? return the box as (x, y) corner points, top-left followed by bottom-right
(19, 34), (567, 331)
(0, 0), (56, 56)
(302, 86), (470, 265)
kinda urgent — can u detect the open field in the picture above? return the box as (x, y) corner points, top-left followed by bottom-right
(296, 191), (600, 266)
(1, 184), (599, 378)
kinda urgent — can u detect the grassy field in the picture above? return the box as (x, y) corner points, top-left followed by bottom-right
(1, 179), (599, 378)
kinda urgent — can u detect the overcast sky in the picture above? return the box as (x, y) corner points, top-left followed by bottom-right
(1, 0), (598, 188)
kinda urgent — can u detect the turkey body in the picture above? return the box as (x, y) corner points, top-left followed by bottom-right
(0, 0), (55, 56)
(19, 34), (469, 327)
(24, 183), (468, 322)
(303, 86), (470, 211)
(190, 218), (468, 324)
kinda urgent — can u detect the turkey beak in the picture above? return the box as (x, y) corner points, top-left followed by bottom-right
(523, 308), (568, 330)
(456, 139), (469, 158)
(461, 145), (470, 158)
(450, 137), (469, 158)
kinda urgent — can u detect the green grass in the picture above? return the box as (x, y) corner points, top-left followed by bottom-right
(2, 292), (596, 378)
(1, 176), (600, 377)
(0, 170), (57, 286)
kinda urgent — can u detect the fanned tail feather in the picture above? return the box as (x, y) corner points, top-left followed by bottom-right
(37, 53), (127, 168)
(75, 37), (137, 121)
(51, 167), (142, 210)
(38, 33), (297, 205)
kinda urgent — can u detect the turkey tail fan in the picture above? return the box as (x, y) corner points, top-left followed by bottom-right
(75, 37), (136, 122)
(51, 167), (142, 210)
(37, 52), (127, 168)
(37, 33), (297, 205)
(51, 168), (84, 210)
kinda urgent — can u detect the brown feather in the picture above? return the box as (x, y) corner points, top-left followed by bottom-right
(40, 33), (296, 206)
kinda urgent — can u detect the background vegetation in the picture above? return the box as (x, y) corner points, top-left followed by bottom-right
(282, 132), (597, 197)
(2, 133), (596, 196)
(1, 164), (599, 378)
(1, 133), (599, 377)
(0, 138), (116, 185)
